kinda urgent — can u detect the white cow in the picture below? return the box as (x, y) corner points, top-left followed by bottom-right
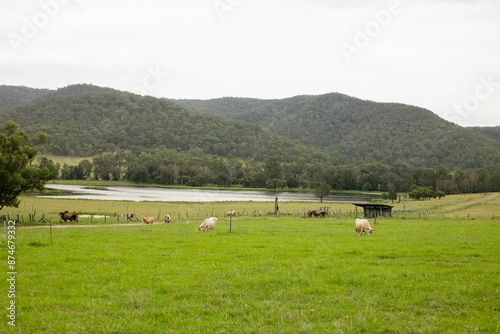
(198, 217), (218, 232)
(355, 218), (373, 236)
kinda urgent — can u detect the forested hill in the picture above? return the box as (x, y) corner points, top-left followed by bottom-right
(176, 94), (500, 170)
(468, 126), (500, 143)
(0, 85), (328, 163)
(1, 84), (499, 172)
(0, 85), (51, 111)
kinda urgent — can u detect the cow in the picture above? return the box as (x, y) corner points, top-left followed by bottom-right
(164, 214), (172, 223)
(126, 212), (136, 222)
(315, 210), (327, 217)
(307, 209), (327, 218)
(355, 218), (374, 236)
(198, 217), (218, 232)
(59, 211), (78, 223)
(142, 216), (157, 224)
(224, 211), (236, 217)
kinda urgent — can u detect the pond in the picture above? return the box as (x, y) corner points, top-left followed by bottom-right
(41, 184), (379, 203)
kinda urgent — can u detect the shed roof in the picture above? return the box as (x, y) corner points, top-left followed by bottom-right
(352, 203), (394, 209)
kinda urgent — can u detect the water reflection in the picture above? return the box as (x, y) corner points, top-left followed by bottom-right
(42, 184), (319, 202)
(41, 185), (378, 203)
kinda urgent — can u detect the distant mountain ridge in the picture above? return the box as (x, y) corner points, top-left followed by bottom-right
(469, 126), (500, 142)
(0, 85), (51, 111)
(0, 84), (327, 164)
(1, 84), (499, 171)
(175, 94), (500, 169)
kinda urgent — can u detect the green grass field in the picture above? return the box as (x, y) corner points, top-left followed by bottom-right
(2, 192), (500, 226)
(1, 212), (499, 333)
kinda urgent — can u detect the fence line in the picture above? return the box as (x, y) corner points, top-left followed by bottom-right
(1, 208), (499, 226)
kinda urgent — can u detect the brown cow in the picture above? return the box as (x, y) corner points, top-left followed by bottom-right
(142, 216), (157, 224)
(59, 211), (78, 223)
(224, 211), (236, 217)
(307, 210), (326, 218)
(315, 210), (327, 217)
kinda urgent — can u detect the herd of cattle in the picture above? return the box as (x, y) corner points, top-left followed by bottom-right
(139, 214), (172, 224)
(57, 209), (375, 235)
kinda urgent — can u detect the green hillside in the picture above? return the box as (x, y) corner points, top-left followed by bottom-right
(0, 85), (51, 112)
(176, 93), (500, 170)
(0, 85), (327, 163)
(1, 84), (499, 192)
(469, 126), (500, 143)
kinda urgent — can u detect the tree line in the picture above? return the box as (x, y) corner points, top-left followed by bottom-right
(52, 149), (500, 195)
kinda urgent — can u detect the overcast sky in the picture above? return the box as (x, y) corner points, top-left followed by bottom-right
(1, 0), (499, 126)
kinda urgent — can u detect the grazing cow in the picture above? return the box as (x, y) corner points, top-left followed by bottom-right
(224, 211), (236, 217)
(315, 210), (327, 217)
(164, 214), (171, 224)
(355, 218), (374, 236)
(142, 216), (157, 224)
(59, 211), (78, 223)
(308, 209), (327, 218)
(198, 217), (218, 232)
(126, 212), (136, 222)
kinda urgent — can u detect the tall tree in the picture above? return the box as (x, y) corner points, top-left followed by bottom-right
(315, 182), (331, 203)
(264, 157), (283, 180)
(0, 121), (56, 210)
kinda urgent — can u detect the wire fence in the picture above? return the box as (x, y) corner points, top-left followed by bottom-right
(1, 208), (498, 226)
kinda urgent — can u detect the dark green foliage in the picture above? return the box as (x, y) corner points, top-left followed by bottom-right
(386, 183), (398, 203)
(177, 93), (500, 170)
(0, 121), (56, 210)
(409, 186), (436, 200)
(0, 85), (327, 165)
(314, 182), (331, 202)
(0, 85), (51, 113)
(1, 84), (499, 194)
(468, 126), (500, 143)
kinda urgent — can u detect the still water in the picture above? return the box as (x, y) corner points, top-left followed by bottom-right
(41, 184), (377, 203)
(42, 184), (320, 202)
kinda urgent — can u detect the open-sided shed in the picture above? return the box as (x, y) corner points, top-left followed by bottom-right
(352, 203), (393, 218)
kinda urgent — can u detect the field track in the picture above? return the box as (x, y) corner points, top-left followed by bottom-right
(20, 222), (145, 228)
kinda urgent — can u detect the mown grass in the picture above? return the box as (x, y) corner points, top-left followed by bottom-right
(1, 215), (499, 333)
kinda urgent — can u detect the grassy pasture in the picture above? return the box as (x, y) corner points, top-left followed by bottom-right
(1, 214), (499, 333)
(3, 196), (361, 225)
(390, 193), (500, 218)
(2, 192), (500, 226)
